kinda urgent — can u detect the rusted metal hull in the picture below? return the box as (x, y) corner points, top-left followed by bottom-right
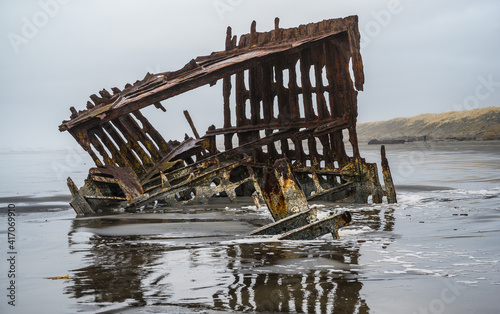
(59, 16), (396, 223)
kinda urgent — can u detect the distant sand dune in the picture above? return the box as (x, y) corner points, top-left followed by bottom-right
(356, 106), (500, 143)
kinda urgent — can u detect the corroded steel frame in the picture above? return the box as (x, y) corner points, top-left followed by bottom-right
(59, 16), (396, 217)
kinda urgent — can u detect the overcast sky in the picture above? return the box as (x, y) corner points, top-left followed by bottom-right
(1, 0), (499, 149)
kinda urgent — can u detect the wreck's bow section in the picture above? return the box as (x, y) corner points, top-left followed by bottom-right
(59, 16), (396, 217)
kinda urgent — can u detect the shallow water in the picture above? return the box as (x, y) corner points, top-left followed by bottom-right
(1, 142), (500, 313)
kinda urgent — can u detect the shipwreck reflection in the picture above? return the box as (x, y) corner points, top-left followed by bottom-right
(64, 205), (395, 312)
(215, 241), (369, 313)
(66, 219), (165, 307)
(216, 272), (369, 313)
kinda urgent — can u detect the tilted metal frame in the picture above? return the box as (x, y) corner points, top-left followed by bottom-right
(59, 16), (395, 214)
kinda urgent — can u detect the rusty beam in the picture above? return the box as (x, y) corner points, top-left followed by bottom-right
(278, 211), (351, 240)
(183, 110), (200, 139)
(249, 208), (317, 236)
(126, 156), (253, 210)
(381, 145), (397, 204)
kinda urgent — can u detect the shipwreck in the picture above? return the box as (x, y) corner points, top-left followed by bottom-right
(59, 16), (396, 240)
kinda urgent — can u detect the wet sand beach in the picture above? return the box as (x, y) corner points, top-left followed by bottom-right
(1, 142), (499, 313)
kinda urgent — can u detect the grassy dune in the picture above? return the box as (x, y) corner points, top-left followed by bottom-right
(356, 107), (500, 143)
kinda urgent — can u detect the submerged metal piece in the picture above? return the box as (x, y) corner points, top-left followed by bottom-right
(59, 16), (396, 218)
(250, 207), (317, 236)
(278, 211), (352, 240)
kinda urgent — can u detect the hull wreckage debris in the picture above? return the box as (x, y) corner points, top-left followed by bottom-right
(59, 16), (396, 240)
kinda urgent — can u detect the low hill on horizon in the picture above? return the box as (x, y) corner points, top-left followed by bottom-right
(356, 106), (500, 143)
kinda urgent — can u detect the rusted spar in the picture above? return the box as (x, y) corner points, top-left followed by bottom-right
(59, 15), (396, 239)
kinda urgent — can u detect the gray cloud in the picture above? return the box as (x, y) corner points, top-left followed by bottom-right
(1, 0), (499, 149)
